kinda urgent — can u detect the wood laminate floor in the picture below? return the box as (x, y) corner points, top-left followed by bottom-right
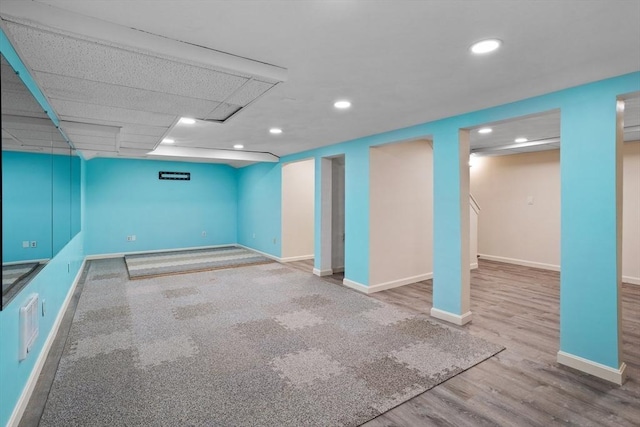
(291, 258), (640, 427)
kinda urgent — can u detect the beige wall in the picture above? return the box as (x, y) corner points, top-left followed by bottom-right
(470, 142), (640, 283)
(281, 158), (314, 259)
(370, 140), (433, 287)
(622, 142), (640, 283)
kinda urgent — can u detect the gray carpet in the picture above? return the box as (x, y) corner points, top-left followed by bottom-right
(125, 246), (273, 279)
(40, 258), (504, 427)
(2, 262), (39, 290)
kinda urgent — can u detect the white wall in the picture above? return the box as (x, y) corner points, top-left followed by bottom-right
(470, 142), (640, 284)
(370, 140), (433, 288)
(281, 158), (315, 260)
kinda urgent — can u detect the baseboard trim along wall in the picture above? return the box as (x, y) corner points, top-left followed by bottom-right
(557, 351), (627, 385)
(8, 258), (86, 427)
(86, 244), (254, 261)
(342, 278), (370, 293)
(280, 254), (314, 262)
(430, 308), (473, 326)
(479, 254), (639, 285)
(478, 254), (560, 271)
(313, 268), (334, 277)
(622, 275), (640, 285)
(368, 273), (433, 293)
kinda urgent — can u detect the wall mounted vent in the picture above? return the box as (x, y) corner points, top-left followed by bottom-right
(19, 294), (39, 361)
(159, 171), (190, 181)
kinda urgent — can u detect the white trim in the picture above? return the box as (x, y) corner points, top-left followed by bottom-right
(8, 258), (86, 427)
(342, 278), (370, 293)
(622, 275), (640, 285)
(85, 244), (243, 260)
(471, 262), (479, 270)
(557, 351), (627, 385)
(313, 268), (334, 277)
(430, 307), (473, 326)
(280, 254), (314, 262)
(368, 273), (433, 293)
(478, 253), (560, 271)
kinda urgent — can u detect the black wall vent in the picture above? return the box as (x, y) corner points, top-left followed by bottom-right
(159, 171), (190, 181)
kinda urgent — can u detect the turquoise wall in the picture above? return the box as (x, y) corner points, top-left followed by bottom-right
(85, 158), (238, 255)
(237, 162), (282, 257)
(2, 151), (53, 262)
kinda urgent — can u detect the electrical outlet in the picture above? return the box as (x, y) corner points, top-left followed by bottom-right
(131, 235), (136, 241)
(126, 235), (132, 241)
(42, 299), (46, 316)
(253, 233), (256, 239)
(273, 237), (277, 244)
(30, 241), (37, 248)
(202, 231), (207, 237)
(23, 241), (29, 248)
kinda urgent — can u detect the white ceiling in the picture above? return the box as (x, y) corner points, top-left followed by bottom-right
(1, 1), (639, 166)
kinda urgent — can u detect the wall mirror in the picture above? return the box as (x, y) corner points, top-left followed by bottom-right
(1, 52), (80, 310)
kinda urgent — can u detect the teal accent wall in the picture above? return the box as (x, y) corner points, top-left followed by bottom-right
(85, 158), (238, 255)
(432, 128), (464, 314)
(559, 91), (622, 368)
(237, 162), (282, 257)
(2, 151), (53, 262)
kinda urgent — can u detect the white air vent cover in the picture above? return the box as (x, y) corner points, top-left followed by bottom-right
(19, 294), (39, 361)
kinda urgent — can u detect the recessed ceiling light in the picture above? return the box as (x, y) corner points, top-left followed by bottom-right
(233, 144), (244, 149)
(470, 39), (502, 54)
(478, 127), (493, 134)
(515, 137), (528, 143)
(162, 138), (175, 144)
(269, 128), (283, 134)
(334, 100), (351, 109)
(179, 117), (196, 125)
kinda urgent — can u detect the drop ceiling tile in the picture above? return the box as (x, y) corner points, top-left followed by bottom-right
(54, 100), (176, 127)
(120, 125), (169, 137)
(226, 79), (274, 106)
(119, 135), (159, 146)
(38, 72), (221, 117)
(63, 133), (116, 147)
(205, 103), (242, 121)
(5, 21), (249, 101)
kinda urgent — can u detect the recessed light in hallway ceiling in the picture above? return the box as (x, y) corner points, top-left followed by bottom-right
(162, 138), (175, 144)
(515, 137), (528, 143)
(470, 39), (502, 54)
(270, 128), (283, 134)
(334, 100), (352, 109)
(234, 144), (244, 149)
(478, 127), (493, 134)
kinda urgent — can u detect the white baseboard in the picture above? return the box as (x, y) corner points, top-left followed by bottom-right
(368, 273), (433, 293)
(342, 278), (370, 293)
(86, 244), (254, 260)
(430, 307), (473, 326)
(471, 262), (478, 270)
(313, 268), (334, 277)
(280, 254), (314, 262)
(622, 275), (640, 285)
(478, 254), (560, 271)
(557, 351), (627, 385)
(8, 258), (86, 427)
